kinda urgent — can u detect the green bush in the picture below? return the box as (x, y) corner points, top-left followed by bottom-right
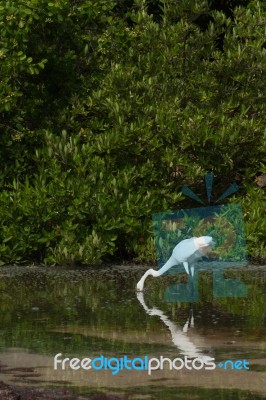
(0, 0), (265, 265)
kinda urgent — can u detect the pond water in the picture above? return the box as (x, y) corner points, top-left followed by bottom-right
(0, 265), (265, 399)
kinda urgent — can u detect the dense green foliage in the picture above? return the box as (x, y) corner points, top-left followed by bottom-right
(0, 0), (265, 265)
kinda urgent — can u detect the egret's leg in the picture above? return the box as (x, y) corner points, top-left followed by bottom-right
(190, 264), (195, 277)
(183, 261), (189, 274)
(183, 317), (189, 333)
(191, 312), (194, 328)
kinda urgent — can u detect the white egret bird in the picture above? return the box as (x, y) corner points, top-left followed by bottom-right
(136, 236), (215, 291)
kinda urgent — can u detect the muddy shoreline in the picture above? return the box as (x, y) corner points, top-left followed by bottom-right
(0, 381), (126, 400)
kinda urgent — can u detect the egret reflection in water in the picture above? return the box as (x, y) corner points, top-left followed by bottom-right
(136, 292), (212, 362)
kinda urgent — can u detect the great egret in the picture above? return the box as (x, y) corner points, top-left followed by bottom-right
(136, 236), (215, 291)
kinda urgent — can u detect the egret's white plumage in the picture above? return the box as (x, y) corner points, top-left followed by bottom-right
(136, 236), (215, 291)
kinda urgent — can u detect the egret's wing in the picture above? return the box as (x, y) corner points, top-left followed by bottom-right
(172, 238), (197, 262)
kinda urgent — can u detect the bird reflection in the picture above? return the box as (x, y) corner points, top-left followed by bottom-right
(137, 291), (211, 362)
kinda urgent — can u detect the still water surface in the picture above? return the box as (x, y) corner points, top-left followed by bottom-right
(0, 265), (265, 399)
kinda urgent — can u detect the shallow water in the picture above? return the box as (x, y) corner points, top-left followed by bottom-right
(0, 265), (265, 399)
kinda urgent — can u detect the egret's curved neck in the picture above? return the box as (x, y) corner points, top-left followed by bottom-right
(137, 268), (159, 291)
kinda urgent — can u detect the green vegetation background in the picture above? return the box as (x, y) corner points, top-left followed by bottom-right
(0, 0), (265, 266)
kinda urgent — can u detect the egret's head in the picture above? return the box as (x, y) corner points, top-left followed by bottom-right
(194, 236), (215, 255)
(202, 236), (216, 247)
